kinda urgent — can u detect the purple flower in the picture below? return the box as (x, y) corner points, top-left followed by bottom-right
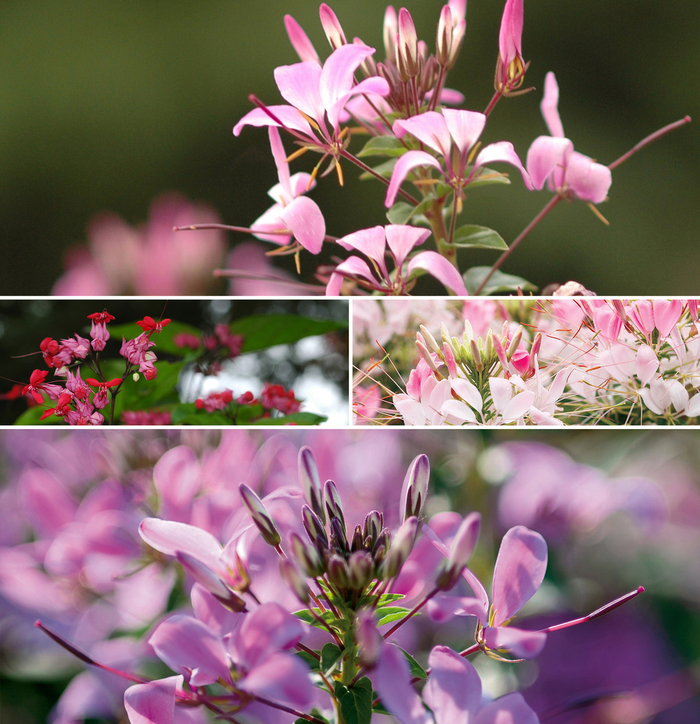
(526, 72), (612, 204)
(326, 224), (468, 296)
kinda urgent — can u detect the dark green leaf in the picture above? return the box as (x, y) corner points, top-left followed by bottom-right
(335, 677), (373, 724)
(169, 404), (230, 426)
(14, 404), (59, 425)
(320, 643), (343, 674)
(464, 267), (538, 296)
(452, 225), (508, 250)
(249, 412), (327, 426)
(229, 315), (347, 353)
(359, 158), (397, 180)
(399, 647), (427, 679)
(357, 135), (406, 158)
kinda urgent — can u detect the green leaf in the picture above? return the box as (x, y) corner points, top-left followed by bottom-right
(295, 650), (320, 672)
(169, 404), (231, 425)
(229, 315), (347, 353)
(335, 677), (373, 724)
(375, 606), (410, 626)
(386, 198), (433, 226)
(464, 267), (538, 296)
(357, 135), (406, 158)
(14, 404), (60, 425)
(249, 412), (327, 426)
(452, 225), (508, 250)
(468, 166), (512, 188)
(109, 320), (203, 357)
(114, 360), (184, 415)
(320, 643), (343, 674)
(358, 158), (397, 180)
(399, 647), (427, 679)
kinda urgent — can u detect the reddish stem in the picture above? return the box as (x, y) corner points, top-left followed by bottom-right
(608, 117), (691, 170)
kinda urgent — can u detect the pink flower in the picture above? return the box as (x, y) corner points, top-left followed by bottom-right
(386, 109), (532, 208)
(195, 389), (234, 413)
(22, 369), (63, 404)
(526, 72), (612, 204)
(496, 0), (526, 93)
(327, 224), (469, 296)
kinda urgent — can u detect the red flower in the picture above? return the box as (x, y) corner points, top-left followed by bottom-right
(137, 316), (171, 334)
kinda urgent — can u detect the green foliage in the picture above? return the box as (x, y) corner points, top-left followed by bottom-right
(452, 225), (508, 250)
(335, 677), (373, 724)
(464, 267), (538, 295)
(399, 647), (427, 679)
(109, 321), (202, 357)
(357, 136), (407, 158)
(320, 642), (343, 675)
(229, 315), (347, 353)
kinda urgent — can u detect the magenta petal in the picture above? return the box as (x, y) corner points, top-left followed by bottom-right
(336, 226), (388, 272)
(566, 151), (612, 204)
(407, 251), (468, 296)
(498, 0), (524, 67)
(373, 643), (431, 724)
(492, 526), (547, 624)
(385, 224), (431, 269)
(238, 652), (314, 709)
(138, 519), (222, 574)
(149, 615), (231, 686)
(386, 150), (443, 207)
(423, 646), (481, 724)
(474, 142), (532, 190)
(231, 602), (305, 669)
(284, 15), (320, 64)
(474, 692), (540, 724)
(328, 75), (391, 132)
(540, 72), (565, 138)
(279, 196), (326, 254)
(124, 676), (182, 724)
(526, 136), (573, 191)
(274, 61), (324, 125)
(442, 109), (486, 156)
(393, 112), (452, 157)
(482, 626), (547, 659)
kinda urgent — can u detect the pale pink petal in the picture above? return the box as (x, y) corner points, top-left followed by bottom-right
(670, 380), (689, 413)
(482, 625), (547, 659)
(474, 142), (533, 189)
(489, 377), (513, 413)
(450, 378), (483, 411)
(441, 399), (477, 424)
(124, 676), (182, 724)
(327, 75), (391, 132)
(423, 646), (481, 724)
(565, 151), (612, 204)
(526, 136), (573, 191)
(501, 390), (535, 422)
(191, 584), (242, 637)
(19, 469), (77, 538)
(635, 345), (659, 386)
(231, 602), (304, 669)
(498, 0), (524, 67)
(373, 643), (431, 724)
(284, 15), (320, 64)
(250, 204), (292, 246)
(628, 300), (654, 334)
(540, 72), (565, 138)
(442, 109), (486, 156)
(274, 61), (325, 126)
(238, 652), (314, 709)
(686, 393), (700, 417)
(393, 394), (429, 425)
(386, 150), (444, 207)
(426, 594), (488, 623)
(336, 226), (388, 271)
(653, 299), (683, 338)
(461, 566), (490, 624)
(233, 105), (314, 138)
(393, 112), (452, 157)
(474, 692), (539, 724)
(268, 127), (293, 201)
(278, 196), (326, 254)
(385, 224), (432, 269)
(153, 446), (201, 523)
(331, 256), (380, 290)
(149, 616), (230, 686)
(138, 519), (222, 573)
(407, 251), (468, 296)
(492, 526), (547, 624)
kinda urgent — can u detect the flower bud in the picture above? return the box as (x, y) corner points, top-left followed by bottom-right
(507, 327), (523, 359)
(330, 515), (348, 554)
(302, 504), (329, 551)
(348, 550), (373, 590)
(443, 342), (458, 378)
(299, 447), (325, 523)
(328, 554), (350, 589)
(383, 6), (398, 61)
(419, 325), (441, 356)
(527, 333), (542, 376)
(436, 5), (453, 66)
(484, 330), (494, 362)
(351, 525), (365, 552)
(280, 559), (310, 604)
(492, 333), (509, 370)
(319, 3), (347, 50)
(416, 340), (441, 375)
(381, 516), (418, 579)
(363, 510), (383, 544)
(396, 8), (419, 81)
(324, 480), (346, 533)
(463, 319), (474, 346)
(290, 532), (325, 577)
(400, 454), (430, 522)
(239, 484), (281, 547)
(470, 339), (483, 371)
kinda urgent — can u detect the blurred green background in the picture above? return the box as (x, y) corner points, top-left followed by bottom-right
(1, 0), (698, 294)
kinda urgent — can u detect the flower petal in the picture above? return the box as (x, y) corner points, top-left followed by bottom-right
(373, 643), (431, 724)
(474, 692), (540, 724)
(139, 518), (222, 574)
(526, 136), (573, 191)
(238, 652), (314, 709)
(278, 196), (326, 254)
(393, 112), (452, 158)
(481, 626), (547, 659)
(566, 151), (612, 204)
(407, 251), (468, 296)
(385, 224), (432, 270)
(124, 676), (182, 724)
(274, 61), (324, 126)
(442, 109), (486, 156)
(386, 151), (443, 208)
(423, 646), (481, 724)
(540, 71), (565, 138)
(475, 142), (533, 190)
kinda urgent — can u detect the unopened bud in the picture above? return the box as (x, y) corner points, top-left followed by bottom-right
(176, 552), (246, 612)
(299, 447), (325, 523)
(396, 8), (419, 80)
(492, 334), (509, 370)
(381, 516), (418, 579)
(330, 516), (348, 554)
(419, 325), (441, 356)
(239, 484), (281, 547)
(280, 559), (310, 604)
(290, 532), (324, 577)
(400, 454), (430, 522)
(348, 550), (373, 590)
(351, 525), (364, 552)
(527, 333), (542, 375)
(443, 342), (458, 378)
(302, 504), (329, 551)
(328, 554), (350, 589)
(484, 330), (494, 362)
(463, 319), (474, 346)
(416, 340), (440, 375)
(470, 339), (483, 370)
(324, 480), (346, 533)
(440, 323), (451, 346)
(319, 3), (346, 50)
(132, 372), (140, 382)
(383, 6), (398, 61)
(436, 5), (453, 66)
(507, 327), (523, 359)
(363, 510), (383, 544)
